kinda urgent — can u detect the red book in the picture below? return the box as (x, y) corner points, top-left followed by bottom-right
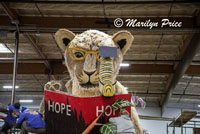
(45, 90), (131, 134)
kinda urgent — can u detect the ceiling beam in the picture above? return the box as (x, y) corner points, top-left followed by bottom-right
(0, 92), (43, 96)
(0, 63), (172, 74)
(0, 63), (49, 74)
(139, 115), (173, 121)
(0, 0), (199, 4)
(0, 62), (200, 75)
(161, 33), (200, 115)
(185, 65), (200, 74)
(120, 64), (174, 74)
(196, 11), (200, 27)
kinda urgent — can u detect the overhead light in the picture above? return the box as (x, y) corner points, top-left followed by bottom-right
(35, 30), (40, 36)
(19, 100), (33, 103)
(0, 43), (11, 53)
(3, 86), (19, 89)
(198, 105), (200, 107)
(120, 63), (130, 67)
(124, 87), (128, 90)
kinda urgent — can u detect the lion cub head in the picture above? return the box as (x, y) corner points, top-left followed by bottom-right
(55, 29), (133, 96)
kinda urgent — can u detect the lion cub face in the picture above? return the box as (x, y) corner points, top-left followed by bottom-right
(55, 29), (133, 90)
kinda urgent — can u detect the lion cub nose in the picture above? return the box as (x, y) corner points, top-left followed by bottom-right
(84, 70), (96, 76)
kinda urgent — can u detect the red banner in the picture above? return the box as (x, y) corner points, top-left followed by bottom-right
(45, 90), (131, 134)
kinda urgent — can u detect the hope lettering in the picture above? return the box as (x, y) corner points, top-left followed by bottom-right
(48, 100), (71, 116)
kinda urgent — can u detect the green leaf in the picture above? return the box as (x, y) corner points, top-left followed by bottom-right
(111, 99), (133, 110)
(100, 122), (117, 134)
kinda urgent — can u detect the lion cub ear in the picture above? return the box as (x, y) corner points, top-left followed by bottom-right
(112, 31), (134, 55)
(55, 29), (75, 52)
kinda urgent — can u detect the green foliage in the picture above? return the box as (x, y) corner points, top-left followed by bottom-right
(100, 122), (117, 134)
(111, 99), (133, 110)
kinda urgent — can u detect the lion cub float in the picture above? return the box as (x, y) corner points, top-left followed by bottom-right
(45, 29), (142, 134)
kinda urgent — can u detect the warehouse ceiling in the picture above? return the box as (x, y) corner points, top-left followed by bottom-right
(0, 0), (200, 114)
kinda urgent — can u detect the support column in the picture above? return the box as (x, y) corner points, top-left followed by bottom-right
(162, 33), (200, 115)
(11, 30), (19, 105)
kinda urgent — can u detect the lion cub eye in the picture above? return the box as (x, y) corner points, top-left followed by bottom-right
(74, 52), (84, 58)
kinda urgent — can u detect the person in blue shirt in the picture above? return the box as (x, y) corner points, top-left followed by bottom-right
(16, 107), (46, 134)
(0, 102), (20, 134)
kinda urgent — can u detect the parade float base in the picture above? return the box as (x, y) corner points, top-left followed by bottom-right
(45, 90), (131, 134)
